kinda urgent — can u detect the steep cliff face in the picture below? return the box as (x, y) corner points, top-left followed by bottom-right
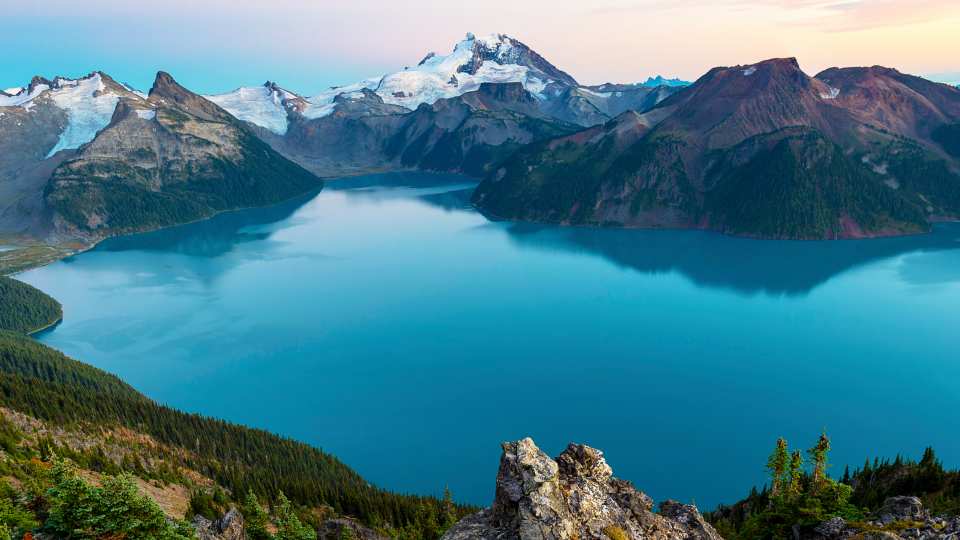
(442, 438), (722, 540)
(44, 72), (321, 242)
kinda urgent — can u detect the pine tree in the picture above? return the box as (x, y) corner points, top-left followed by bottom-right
(766, 438), (790, 496)
(787, 450), (803, 498)
(242, 489), (272, 540)
(807, 432), (831, 493)
(274, 491), (317, 540)
(441, 485), (457, 529)
(920, 447), (939, 470)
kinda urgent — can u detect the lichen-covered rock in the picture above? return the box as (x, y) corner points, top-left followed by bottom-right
(809, 497), (960, 540)
(442, 437), (723, 540)
(193, 507), (246, 540)
(317, 517), (388, 540)
(878, 497), (927, 525)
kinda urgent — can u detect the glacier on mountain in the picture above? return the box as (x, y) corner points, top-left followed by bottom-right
(206, 85), (293, 135)
(45, 74), (125, 157)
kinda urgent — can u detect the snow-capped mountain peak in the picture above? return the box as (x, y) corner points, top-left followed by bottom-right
(1, 72), (140, 157)
(205, 82), (307, 135)
(355, 32), (578, 111)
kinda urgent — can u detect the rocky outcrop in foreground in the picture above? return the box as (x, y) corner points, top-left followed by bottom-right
(442, 437), (722, 540)
(810, 496), (960, 540)
(193, 507), (245, 540)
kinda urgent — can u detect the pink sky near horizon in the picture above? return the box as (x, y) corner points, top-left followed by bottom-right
(5, 0), (960, 93)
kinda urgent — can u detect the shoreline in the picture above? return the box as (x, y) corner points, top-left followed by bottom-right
(27, 315), (63, 337)
(5, 184), (327, 278)
(474, 202), (960, 243)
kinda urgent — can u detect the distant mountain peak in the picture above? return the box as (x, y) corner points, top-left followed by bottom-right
(368, 32), (578, 110)
(641, 75), (690, 88)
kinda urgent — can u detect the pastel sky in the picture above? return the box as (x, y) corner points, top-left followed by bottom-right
(4, 0), (960, 96)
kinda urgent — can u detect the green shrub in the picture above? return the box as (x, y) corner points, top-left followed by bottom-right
(44, 459), (195, 540)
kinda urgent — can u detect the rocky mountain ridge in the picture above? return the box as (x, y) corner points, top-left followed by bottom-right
(473, 57), (960, 239)
(44, 71), (321, 242)
(206, 33), (683, 135)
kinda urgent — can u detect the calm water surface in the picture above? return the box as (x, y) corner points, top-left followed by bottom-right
(19, 173), (960, 508)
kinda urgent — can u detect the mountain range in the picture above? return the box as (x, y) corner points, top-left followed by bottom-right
(1, 34), (958, 244)
(473, 58), (960, 239)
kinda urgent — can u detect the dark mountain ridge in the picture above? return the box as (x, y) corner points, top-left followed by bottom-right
(473, 58), (960, 239)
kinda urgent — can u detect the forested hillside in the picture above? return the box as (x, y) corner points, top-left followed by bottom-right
(0, 330), (471, 539)
(0, 276), (61, 334)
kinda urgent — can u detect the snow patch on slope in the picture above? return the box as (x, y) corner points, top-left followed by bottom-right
(0, 84), (48, 107)
(206, 85), (292, 134)
(820, 86), (840, 100)
(46, 74), (123, 157)
(303, 78), (381, 119)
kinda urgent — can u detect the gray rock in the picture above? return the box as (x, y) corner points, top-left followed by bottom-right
(317, 517), (388, 540)
(813, 516), (848, 537)
(879, 497), (927, 525)
(193, 507), (246, 540)
(442, 437), (723, 540)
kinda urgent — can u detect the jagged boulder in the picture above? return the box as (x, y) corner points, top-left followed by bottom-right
(317, 517), (388, 540)
(193, 507), (246, 540)
(442, 437), (723, 540)
(878, 496), (927, 525)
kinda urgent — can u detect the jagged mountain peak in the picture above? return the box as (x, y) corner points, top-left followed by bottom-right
(148, 71), (184, 98)
(641, 75), (691, 88)
(149, 71), (233, 123)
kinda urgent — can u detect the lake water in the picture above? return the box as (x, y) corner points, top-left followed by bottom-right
(19, 172), (960, 509)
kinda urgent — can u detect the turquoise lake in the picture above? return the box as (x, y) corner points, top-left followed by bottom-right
(19, 172), (960, 509)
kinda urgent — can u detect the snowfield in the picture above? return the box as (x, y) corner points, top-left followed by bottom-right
(1, 73), (139, 158)
(206, 85), (293, 135)
(45, 74), (125, 157)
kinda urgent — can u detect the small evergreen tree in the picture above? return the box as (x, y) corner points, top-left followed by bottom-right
(441, 485), (457, 529)
(766, 438), (790, 496)
(242, 489), (272, 540)
(787, 450), (804, 498)
(807, 432), (831, 493)
(273, 491), (317, 540)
